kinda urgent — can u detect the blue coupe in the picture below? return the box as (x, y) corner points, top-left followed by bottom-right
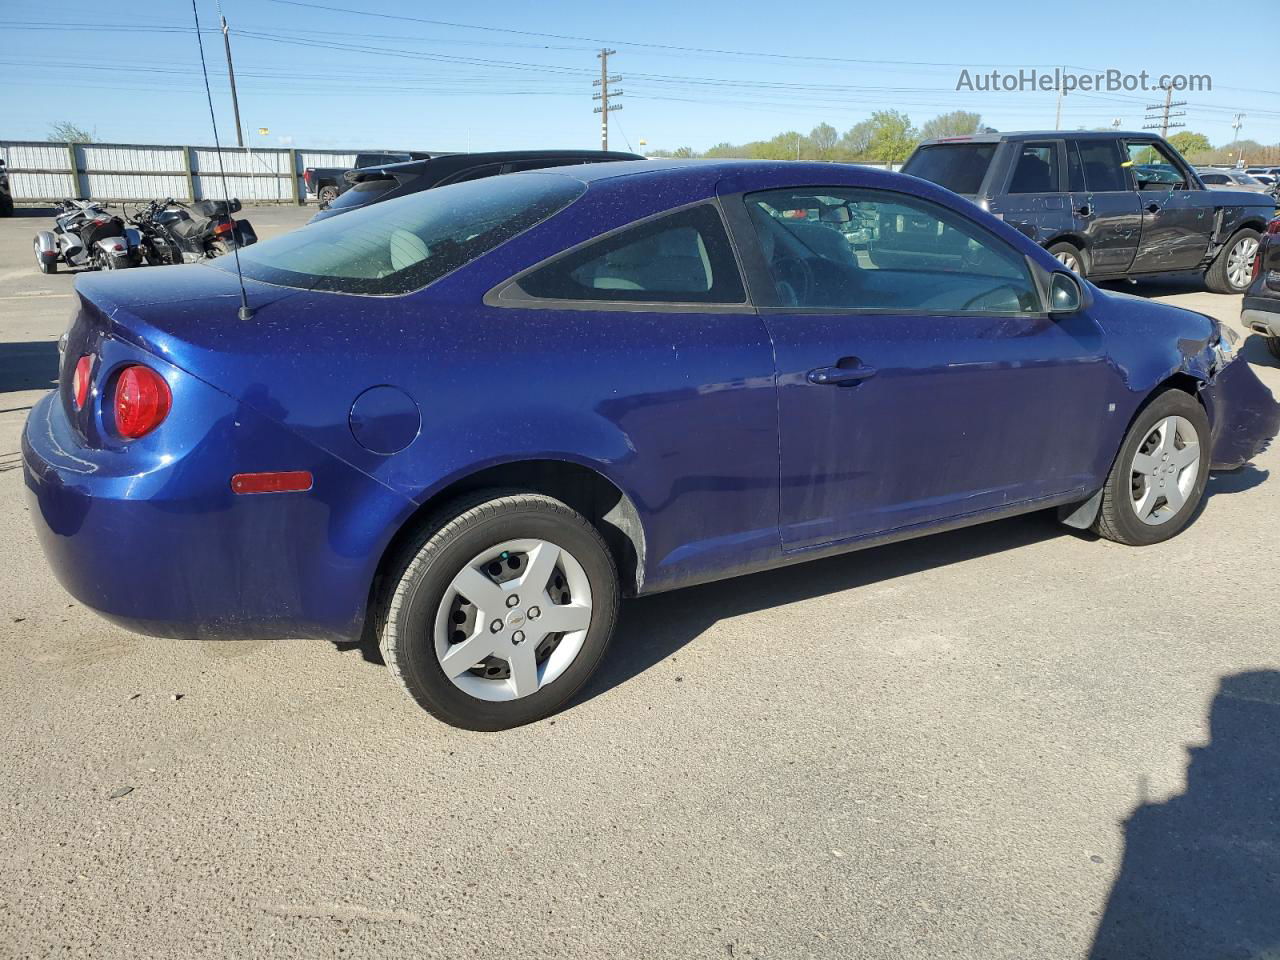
(22, 160), (1280, 729)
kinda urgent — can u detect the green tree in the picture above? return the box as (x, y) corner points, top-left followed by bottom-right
(865, 110), (919, 165)
(1167, 131), (1211, 160)
(840, 119), (875, 159)
(809, 122), (839, 160)
(920, 111), (982, 140)
(47, 121), (95, 143)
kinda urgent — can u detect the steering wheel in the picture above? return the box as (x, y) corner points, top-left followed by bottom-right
(772, 256), (815, 306)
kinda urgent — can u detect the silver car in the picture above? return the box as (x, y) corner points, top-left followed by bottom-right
(1197, 168), (1272, 193)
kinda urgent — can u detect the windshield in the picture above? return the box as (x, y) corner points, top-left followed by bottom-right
(901, 143), (997, 195)
(219, 173), (585, 295)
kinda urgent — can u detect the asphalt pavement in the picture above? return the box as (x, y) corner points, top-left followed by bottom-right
(1, 204), (1278, 959)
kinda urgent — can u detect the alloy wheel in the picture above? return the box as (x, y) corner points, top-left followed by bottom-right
(1055, 251), (1080, 273)
(433, 538), (593, 702)
(1129, 415), (1201, 525)
(1227, 237), (1259, 290)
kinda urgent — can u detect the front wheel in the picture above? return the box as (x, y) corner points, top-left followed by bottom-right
(1205, 229), (1260, 294)
(317, 185), (339, 205)
(379, 492), (619, 730)
(1093, 390), (1210, 546)
(33, 241), (56, 274)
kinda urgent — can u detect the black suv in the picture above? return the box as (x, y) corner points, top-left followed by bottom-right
(902, 131), (1276, 293)
(309, 149), (644, 223)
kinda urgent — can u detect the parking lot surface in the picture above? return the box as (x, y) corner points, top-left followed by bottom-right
(1, 205), (1277, 958)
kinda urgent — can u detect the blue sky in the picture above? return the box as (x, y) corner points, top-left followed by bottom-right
(1, 0), (1275, 153)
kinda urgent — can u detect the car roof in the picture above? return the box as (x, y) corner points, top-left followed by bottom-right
(917, 130), (1156, 147)
(365, 149), (643, 174)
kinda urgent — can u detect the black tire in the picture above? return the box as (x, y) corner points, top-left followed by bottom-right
(317, 185), (339, 205)
(1047, 241), (1089, 278)
(378, 491), (619, 731)
(1093, 390), (1211, 546)
(0, 193), (13, 217)
(1267, 337), (1280, 361)
(1205, 228), (1261, 294)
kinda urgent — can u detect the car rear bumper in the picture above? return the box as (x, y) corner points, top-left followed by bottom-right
(1242, 297), (1280, 338)
(1205, 357), (1280, 470)
(22, 386), (412, 643)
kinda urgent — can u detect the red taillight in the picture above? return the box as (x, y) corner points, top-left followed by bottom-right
(113, 365), (171, 439)
(72, 355), (93, 410)
(303, 169), (313, 187)
(1267, 218), (1280, 236)
(213, 220), (233, 236)
(1255, 250), (1265, 281)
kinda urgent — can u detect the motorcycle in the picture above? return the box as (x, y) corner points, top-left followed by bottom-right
(33, 200), (142, 274)
(129, 197), (257, 265)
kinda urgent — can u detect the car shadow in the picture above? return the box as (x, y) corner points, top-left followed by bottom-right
(0, 340), (59, 394)
(1088, 669), (1280, 959)
(1241, 333), (1278, 368)
(3, 206), (58, 219)
(574, 510), (1065, 706)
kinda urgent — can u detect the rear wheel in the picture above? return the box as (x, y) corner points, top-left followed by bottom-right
(0, 193), (13, 217)
(1048, 241), (1088, 278)
(1094, 390), (1210, 546)
(1268, 337), (1280, 361)
(1205, 229), (1260, 294)
(378, 492), (619, 730)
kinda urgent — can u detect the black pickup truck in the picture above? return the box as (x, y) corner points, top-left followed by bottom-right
(302, 151), (433, 205)
(902, 131), (1277, 293)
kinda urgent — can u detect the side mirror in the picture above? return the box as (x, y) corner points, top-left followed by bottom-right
(1048, 272), (1083, 314)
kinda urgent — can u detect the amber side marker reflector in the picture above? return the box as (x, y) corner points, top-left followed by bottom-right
(231, 471), (314, 495)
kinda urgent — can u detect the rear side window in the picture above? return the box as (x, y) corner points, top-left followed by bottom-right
(517, 204), (746, 304)
(1008, 142), (1060, 194)
(1075, 140), (1129, 192)
(901, 143), (997, 195)
(222, 174), (585, 295)
(325, 175), (399, 211)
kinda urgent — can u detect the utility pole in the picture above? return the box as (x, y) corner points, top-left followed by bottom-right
(1143, 84), (1186, 138)
(220, 12), (245, 147)
(1230, 113), (1246, 166)
(1054, 65), (1065, 129)
(592, 49), (622, 151)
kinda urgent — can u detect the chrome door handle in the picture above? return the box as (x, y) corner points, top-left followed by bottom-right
(807, 363), (878, 386)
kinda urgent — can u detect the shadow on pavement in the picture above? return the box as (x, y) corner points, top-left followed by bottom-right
(5, 207), (58, 219)
(0, 340), (59, 393)
(1241, 333), (1278, 368)
(1089, 669), (1280, 959)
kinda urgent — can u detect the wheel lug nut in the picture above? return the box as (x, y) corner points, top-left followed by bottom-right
(506, 595), (520, 608)
(490, 619), (504, 633)
(528, 606), (540, 620)
(512, 630), (526, 645)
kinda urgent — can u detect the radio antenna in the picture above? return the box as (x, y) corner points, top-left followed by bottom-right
(190, 0), (254, 320)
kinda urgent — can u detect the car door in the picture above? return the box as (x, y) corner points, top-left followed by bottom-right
(1067, 139), (1142, 275)
(726, 185), (1112, 552)
(1123, 139), (1211, 272)
(997, 139), (1075, 244)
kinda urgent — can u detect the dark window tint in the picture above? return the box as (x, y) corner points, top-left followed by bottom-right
(1075, 140), (1128, 192)
(1008, 142), (1060, 194)
(1200, 173), (1228, 184)
(441, 164), (506, 186)
(325, 175), (400, 211)
(518, 204), (745, 304)
(901, 143), (997, 195)
(1067, 142), (1087, 192)
(745, 187), (1040, 314)
(222, 173), (584, 295)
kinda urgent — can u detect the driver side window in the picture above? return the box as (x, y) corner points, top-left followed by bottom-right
(743, 188), (1040, 315)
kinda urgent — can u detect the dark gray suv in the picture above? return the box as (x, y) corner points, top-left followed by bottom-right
(902, 131), (1277, 293)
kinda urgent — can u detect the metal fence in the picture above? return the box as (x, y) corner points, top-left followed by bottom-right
(0, 141), (411, 204)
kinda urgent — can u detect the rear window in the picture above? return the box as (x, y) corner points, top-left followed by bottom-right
(325, 175), (400, 211)
(901, 143), (997, 195)
(219, 173), (585, 295)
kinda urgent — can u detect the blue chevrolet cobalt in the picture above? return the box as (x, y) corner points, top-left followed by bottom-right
(22, 161), (1280, 729)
